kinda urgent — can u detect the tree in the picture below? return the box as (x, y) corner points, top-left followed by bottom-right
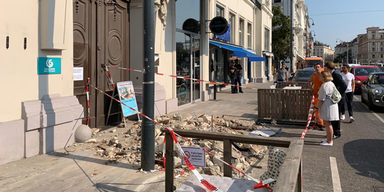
(272, 6), (291, 65)
(334, 51), (352, 63)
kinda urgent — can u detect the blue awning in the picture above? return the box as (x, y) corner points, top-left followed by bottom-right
(209, 40), (265, 62)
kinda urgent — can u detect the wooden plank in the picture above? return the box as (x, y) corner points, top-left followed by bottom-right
(165, 130), (175, 192)
(258, 90), (263, 119)
(274, 140), (304, 192)
(277, 89), (282, 119)
(223, 139), (232, 177)
(271, 89), (276, 119)
(166, 128), (292, 148)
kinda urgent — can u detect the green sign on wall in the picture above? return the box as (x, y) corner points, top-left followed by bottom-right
(37, 57), (61, 75)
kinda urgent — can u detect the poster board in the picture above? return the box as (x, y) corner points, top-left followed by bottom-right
(116, 81), (139, 117)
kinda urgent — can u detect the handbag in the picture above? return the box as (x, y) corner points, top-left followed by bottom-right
(331, 87), (341, 104)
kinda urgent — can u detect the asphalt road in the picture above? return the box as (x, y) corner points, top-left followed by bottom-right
(292, 94), (384, 192)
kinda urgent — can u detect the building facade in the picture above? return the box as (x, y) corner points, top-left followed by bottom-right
(273, 0), (310, 71)
(313, 41), (334, 63)
(358, 27), (384, 64)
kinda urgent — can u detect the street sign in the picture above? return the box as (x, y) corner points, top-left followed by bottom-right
(181, 147), (206, 167)
(209, 16), (228, 35)
(182, 18), (199, 34)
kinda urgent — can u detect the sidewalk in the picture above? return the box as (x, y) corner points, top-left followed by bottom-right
(0, 82), (273, 192)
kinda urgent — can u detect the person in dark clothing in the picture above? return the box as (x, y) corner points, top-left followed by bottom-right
(230, 61), (237, 93)
(324, 62), (347, 139)
(234, 59), (243, 93)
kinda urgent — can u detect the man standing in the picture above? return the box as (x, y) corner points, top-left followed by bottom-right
(234, 59), (243, 93)
(340, 64), (355, 122)
(230, 60), (237, 94)
(276, 63), (288, 82)
(325, 62), (347, 139)
(308, 63), (325, 130)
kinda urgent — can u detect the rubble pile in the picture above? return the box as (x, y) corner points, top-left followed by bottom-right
(66, 113), (270, 181)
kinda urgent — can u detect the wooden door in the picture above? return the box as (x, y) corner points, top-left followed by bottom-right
(74, 0), (130, 127)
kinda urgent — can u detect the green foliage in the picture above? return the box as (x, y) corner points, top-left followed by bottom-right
(272, 6), (291, 62)
(334, 50), (352, 63)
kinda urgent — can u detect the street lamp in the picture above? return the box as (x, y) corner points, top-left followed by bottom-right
(308, 18), (315, 26)
(336, 38), (349, 64)
(310, 30), (316, 37)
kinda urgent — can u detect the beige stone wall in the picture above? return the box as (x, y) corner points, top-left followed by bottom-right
(0, 0), (74, 122)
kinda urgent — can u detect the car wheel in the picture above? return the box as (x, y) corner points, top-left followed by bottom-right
(368, 96), (376, 110)
(362, 94), (366, 104)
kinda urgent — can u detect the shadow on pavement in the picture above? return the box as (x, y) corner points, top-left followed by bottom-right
(343, 139), (384, 183)
(48, 152), (140, 170)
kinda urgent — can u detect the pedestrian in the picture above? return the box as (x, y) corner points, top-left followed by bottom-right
(276, 63), (288, 82)
(234, 59), (243, 93)
(316, 71), (339, 146)
(230, 60), (237, 94)
(307, 63), (325, 130)
(324, 62), (347, 139)
(340, 64), (355, 122)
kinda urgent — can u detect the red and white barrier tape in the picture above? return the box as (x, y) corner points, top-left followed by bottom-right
(300, 96), (315, 139)
(104, 65), (115, 89)
(86, 78), (90, 126)
(89, 82), (273, 190)
(108, 65), (257, 90)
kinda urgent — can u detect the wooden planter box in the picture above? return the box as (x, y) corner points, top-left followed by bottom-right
(258, 89), (313, 121)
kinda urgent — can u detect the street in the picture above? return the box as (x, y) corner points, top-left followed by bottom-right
(296, 94), (384, 192)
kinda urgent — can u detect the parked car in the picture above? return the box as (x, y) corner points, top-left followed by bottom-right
(361, 72), (384, 109)
(289, 68), (315, 83)
(350, 65), (382, 92)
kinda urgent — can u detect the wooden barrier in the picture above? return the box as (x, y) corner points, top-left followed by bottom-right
(164, 128), (303, 192)
(276, 82), (310, 89)
(258, 89), (312, 121)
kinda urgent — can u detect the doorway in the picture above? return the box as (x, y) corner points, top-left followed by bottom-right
(176, 30), (201, 106)
(73, 0), (130, 127)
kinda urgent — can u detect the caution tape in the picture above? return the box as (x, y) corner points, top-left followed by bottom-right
(108, 65), (257, 90)
(101, 64), (115, 89)
(88, 82), (273, 191)
(300, 96), (316, 140)
(86, 78), (91, 126)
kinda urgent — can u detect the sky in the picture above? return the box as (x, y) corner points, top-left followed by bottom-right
(306, 0), (384, 49)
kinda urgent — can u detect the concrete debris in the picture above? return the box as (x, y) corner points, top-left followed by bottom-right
(69, 114), (270, 180)
(85, 138), (97, 143)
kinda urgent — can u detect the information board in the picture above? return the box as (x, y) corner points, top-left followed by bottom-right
(116, 81), (139, 117)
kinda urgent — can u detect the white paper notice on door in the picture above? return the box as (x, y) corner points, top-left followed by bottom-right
(73, 67), (84, 81)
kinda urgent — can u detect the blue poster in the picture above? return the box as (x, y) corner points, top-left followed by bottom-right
(214, 23), (231, 42)
(117, 81), (139, 117)
(37, 57), (61, 74)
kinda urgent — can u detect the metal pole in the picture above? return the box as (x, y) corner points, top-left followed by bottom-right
(290, 0), (294, 72)
(347, 43), (349, 64)
(141, 0), (155, 171)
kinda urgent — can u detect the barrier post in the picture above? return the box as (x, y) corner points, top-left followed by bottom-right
(165, 130), (175, 191)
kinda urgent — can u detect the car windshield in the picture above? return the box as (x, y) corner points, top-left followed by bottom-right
(371, 74), (384, 84)
(305, 60), (323, 68)
(295, 70), (314, 78)
(355, 68), (381, 76)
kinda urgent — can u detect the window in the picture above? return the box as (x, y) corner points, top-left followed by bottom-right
(247, 23), (252, 49)
(274, 0), (281, 3)
(373, 47), (375, 51)
(264, 28), (270, 51)
(382, 54), (383, 58)
(373, 35), (375, 39)
(239, 18), (244, 46)
(372, 54), (375, 59)
(216, 5), (224, 17)
(229, 13), (235, 43)
(372, 42), (375, 46)
(381, 47), (383, 51)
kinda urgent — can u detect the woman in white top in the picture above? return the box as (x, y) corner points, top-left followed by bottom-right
(315, 71), (339, 146)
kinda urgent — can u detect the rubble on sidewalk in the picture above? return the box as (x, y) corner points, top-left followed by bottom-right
(66, 114), (275, 184)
